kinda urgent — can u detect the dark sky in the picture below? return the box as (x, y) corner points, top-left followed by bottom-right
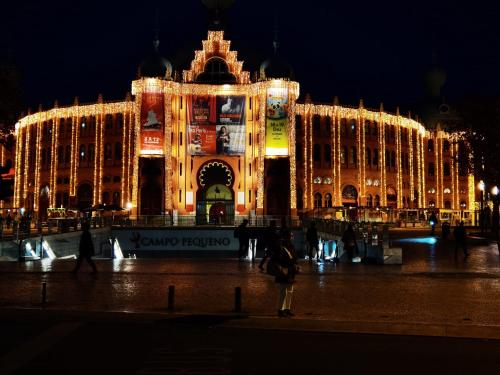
(2, 0), (500, 115)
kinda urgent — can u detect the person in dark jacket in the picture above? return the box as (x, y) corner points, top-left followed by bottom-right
(236, 219), (250, 260)
(306, 222), (320, 261)
(272, 243), (298, 317)
(72, 222), (97, 274)
(341, 224), (357, 262)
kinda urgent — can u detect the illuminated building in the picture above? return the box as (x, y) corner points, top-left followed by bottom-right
(12, 29), (473, 223)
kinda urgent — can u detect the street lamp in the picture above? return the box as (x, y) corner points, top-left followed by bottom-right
(479, 180), (485, 233)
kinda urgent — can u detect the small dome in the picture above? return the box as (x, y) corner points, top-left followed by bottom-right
(139, 42), (173, 80)
(259, 54), (293, 81)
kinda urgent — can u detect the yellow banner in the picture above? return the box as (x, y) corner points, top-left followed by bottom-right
(265, 118), (288, 156)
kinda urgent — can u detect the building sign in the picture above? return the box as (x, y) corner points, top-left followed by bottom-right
(265, 87), (289, 156)
(187, 95), (245, 156)
(140, 92), (164, 155)
(113, 229), (238, 251)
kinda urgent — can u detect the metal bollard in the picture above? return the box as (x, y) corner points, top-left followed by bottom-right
(234, 287), (242, 313)
(42, 282), (47, 305)
(167, 285), (175, 311)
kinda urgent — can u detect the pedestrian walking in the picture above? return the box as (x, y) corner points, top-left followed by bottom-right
(306, 221), (320, 261)
(258, 220), (280, 270)
(429, 212), (438, 235)
(341, 223), (358, 262)
(235, 219), (250, 260)
(271, 242), (298, 317)
(72, 222), (98, 274)
(453, 221), (469, 257)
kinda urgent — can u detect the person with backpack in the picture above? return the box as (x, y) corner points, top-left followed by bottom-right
(235, 219), (250, 260)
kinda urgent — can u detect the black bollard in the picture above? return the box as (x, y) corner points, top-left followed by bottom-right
(167, 285), (175, 311)
(42, 282), (47, 305)
(234, 287), (242, 313)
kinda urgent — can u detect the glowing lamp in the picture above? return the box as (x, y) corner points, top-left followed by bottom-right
(492, 186), (499, 196)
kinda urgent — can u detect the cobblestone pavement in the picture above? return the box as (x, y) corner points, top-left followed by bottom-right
(1, 230), (500, 332)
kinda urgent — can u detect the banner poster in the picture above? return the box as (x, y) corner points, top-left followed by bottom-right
(140, 92), (164, 155)
(265, 87), (289, 156)
(187, 95), (245, 156)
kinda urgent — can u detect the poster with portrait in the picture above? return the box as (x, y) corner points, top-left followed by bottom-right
(140, 92), (164, 155)
(265, 87), (289, 156)
(187, 95), (246, 156)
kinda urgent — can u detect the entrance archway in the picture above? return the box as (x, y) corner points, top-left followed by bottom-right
(196, 160), (235, 225)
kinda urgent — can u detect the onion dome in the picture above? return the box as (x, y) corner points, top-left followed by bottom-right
(139, 39), (173, 80)
(259, 30), (293, 80)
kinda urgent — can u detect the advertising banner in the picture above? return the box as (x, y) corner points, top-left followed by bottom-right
(265, 87), (289, 156)
(140, 92), (164, 155)
(187, 95), (246, 156)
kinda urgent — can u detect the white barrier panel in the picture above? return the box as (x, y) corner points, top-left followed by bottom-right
(113, 228), (239, 251)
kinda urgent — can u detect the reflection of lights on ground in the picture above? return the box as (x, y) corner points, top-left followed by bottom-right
(396, 237), (438, 245)
(42, 241), (57, 259)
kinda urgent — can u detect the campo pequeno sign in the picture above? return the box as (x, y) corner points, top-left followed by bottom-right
(113, 229), (238, 251)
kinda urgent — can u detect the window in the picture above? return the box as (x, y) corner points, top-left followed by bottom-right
(340, 119), (347, 136)
(324, 144), (331, 166)
(324, 116), (331, 135)
(350, 120), (356, 137)
(324, 193), (332, 208)
(373, 148), (378, 166)
(444, 162), (450, 176)
(105, 143), (112, 160)
(374, 195), (380, 207)
(428, 139), (434, 152)
(443, 140), (450, 153)
(366, 194), (373, 207)
(314, 192), (322, 208)
(365, 121), (371, 137)
(350, 147), (357, 166)
(88, 144), (95, 162)
(341, 146), (347, 167)
(428, 162), (435, 177)
(57, 146), (63, 164)
(385, 150), (390, 169)
(296, 143), (302, 162)
(113, 176), (121, 183)
(79, 145), (86, 162)
(295, 115), (302, 130)
(372, 122), (378, 137)
(115, 143), (122, 160)
(113, 192), (120, 205)
(65, 145), (71, 167)
(102, 191), (110, 205)
(313, 115), (320, 135)
(313, 144), (321, 162)
(366, 147), (371, 166)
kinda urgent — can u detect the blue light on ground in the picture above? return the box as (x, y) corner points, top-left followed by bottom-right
(396, 237), (438, 245)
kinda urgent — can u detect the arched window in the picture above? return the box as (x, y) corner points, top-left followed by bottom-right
(102, 191), (110, 205)
(195, 57), (236, 84)
(428, 162), (435, 177)
(115, 142), (122, 160)
(428, 139), (434, 152)
(79, 145), (86, 162)
(341, 146), (347, 167)
(350, 147), (357, 166)
(312, 115), (320, 135)
(350, 120), (356, 137)
(324, 116), (331, 135)
(105, 143), (112, 160)
(113, 192), (120, 206)
(444, 200), (451, 209)
(88, 144), (95, 162)
(444, 162), (450, 176)
(366, 194), (373, 207)
(366, 147), (371, 166)
(373, 148), (378, 166)
(324, 193), (332, 208)
(313, 144), (321, 162)
(314, 192), (322, 208)
(374, 195), (380, 207)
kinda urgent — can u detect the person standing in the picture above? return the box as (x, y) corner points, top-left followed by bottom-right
(341, 224), (357, 262)
(72, 222), (98, 274)
(272, 242), (298, 317)
(306, 222), (320, 261)
(258, 220), (279, 270)
(453, 221), (469, 257)
(236, 219), (250, 260)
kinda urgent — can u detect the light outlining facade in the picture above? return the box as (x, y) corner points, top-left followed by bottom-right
(11, 30), (473, 222)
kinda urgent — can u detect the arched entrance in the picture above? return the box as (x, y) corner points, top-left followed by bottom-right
(196, 160), (235, 225)
(77, 183), (93, 211)
(265, 158), (290, 216)
(39, 184), (50, 222)
(139, 158), (164, 216)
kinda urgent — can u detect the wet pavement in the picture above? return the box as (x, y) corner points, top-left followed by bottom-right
(1, 230), (500, 333)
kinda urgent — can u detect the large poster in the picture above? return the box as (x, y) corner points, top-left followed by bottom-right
(187, 95), (245, 155)
(140, 92), (164, 155)
(265, 87), (289, 156)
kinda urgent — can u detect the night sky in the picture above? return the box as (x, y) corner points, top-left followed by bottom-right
(2, 0), (500, 116)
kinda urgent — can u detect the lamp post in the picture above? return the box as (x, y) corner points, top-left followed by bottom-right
(479, 180), (485, 234)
